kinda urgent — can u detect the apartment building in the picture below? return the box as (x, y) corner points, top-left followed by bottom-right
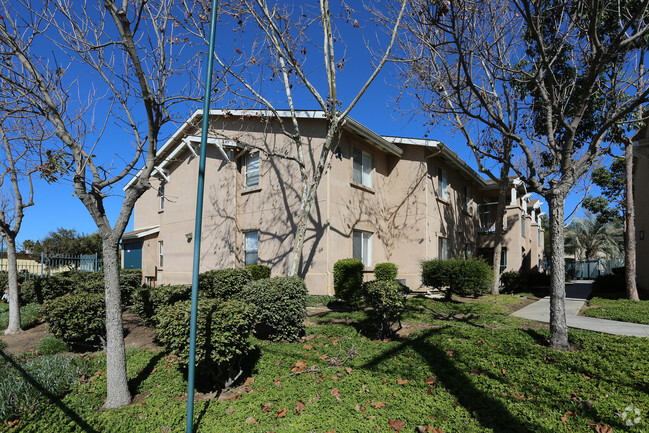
(121, 110), (544, 294)
(634, 126), (649, 290)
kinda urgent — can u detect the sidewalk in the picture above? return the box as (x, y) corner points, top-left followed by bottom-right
(511, 280), (649, 338)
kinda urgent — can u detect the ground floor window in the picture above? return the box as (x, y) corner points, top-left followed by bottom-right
(438, 237), (449, 260)
(244, 231), (259, 266)
(353, 230), (372, 267)
(158, 241), (164, 268)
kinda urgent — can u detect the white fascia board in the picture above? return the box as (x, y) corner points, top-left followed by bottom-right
(122, 226), (160, 240)
(123, 109), (203, 191)
(382, 136), (442, 149)
(186, 136), (239, 162)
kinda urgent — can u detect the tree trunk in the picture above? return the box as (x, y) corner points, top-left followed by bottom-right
(3, 236), (22, 335)
(625, 142), (639, 300)
(491, 177), (510, 294)
(101, 237), (131, 408)
(548, 191), (569, 350)
(288, 186), (315, 277)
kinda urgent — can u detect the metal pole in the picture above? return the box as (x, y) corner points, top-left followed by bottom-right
(186, 1), (219, 432)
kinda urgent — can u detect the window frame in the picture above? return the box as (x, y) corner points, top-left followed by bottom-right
(158, 181), (166, 210)
(438, 237), (449, 260)
(437, 167), (449, 201)
(352, 230), (373, 267)
(243, 231), (259, 266)
(352, 147), (373, 188)
(158, 241), (164, 268)
(244, 153), (260, 190)
(521, 214), (526, 238)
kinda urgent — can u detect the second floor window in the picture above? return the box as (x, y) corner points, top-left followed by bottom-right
(352, 147), (373, 188)
(521, 214), (526, 238)
(158, 181), (166, 210)
(244, 231), (259, 266)
(463, 186), (472, 213)
(158, 241), (164, 268)
(353, 230), (372, 267)
(245, 153), (260, 189)
(438, 168), (449, 200)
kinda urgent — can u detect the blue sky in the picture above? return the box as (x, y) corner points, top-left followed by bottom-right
(10, 2), (598, 248)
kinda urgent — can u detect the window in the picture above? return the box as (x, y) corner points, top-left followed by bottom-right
(352, 147), (373, 188)
(438, 168), (449, 200)
(352, 230), (372, 267)
(158, 181), (166, 210)
(465, 243), (473, 259)
(538, 229), (541, 246)
(463, 186), (472, 213)
(438, 237), (449, 260)
(521, 214), (526, 238)
(243, 231), (259, 266)
(244, 153), (260, 189)
(158, 241), (164, 268)
(501, 247), (507, 271)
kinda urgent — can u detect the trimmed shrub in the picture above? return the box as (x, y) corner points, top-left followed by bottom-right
(132, 284), (192, 326)
(0, 339), (5, 350)
(242, 276), (308, 341)
(198, 268), (252, 300)
(42, 293), (106, 344)
(374, 262), (398, 281)
(333, 259), (364, 309)
(421, 258), (493, 299)
(500, 271), (524, 293)
(363, 280), (409, 338)
(155, 298), (255, 372)
(119, 269), (143, 304)
(37, 336), (68, 355)
(245, 264), (271, 280)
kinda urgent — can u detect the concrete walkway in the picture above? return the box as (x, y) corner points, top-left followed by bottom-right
(511, 280), (649, 338)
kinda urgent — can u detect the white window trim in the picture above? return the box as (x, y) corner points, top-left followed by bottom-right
(243, 231), (259, 266)
(352, 147), (373, 188)
(244, 153), (260, 189)
(438, 237), (449, 260)
(158, 241), (164, 268)
(158, 181), (165, 210)
(438, 168), (449, 201)
(352, 230), (373, 267)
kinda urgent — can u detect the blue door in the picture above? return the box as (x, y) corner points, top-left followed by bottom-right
(123, 241), (143, 269)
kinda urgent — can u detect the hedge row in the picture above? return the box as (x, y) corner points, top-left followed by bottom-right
(421, 258), (493, 299)
(21, 269), (142, 304)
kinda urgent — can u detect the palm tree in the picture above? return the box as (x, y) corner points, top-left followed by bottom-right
(565, 214), (623, 260)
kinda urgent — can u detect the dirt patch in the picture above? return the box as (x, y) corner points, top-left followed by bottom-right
(1, 310), (157, 355)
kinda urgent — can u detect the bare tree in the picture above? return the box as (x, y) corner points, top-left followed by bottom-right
(0, 0), (204, 408)
(180, 0), (407, 276)
(389, 0), (649, 349)
(0, 103), (45, 335)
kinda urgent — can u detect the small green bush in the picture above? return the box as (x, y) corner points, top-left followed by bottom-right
(500, 271), (524, 293)
(245, 264), (271, 280)
(333, 259), (364, 309)
(119, 269), (143, 304)
(42, 293), (106, 344)
(198, 268), (252, 300)
(242, 276), (308, 341)
(132, 284), (192, 326)
(421, 258), (493, 299)
(363, 280), (409, 337)
(155, 298), (255, 372)
(0, 354), (90, 422)
(373, 262), (398, 281)
(37, 336), (68, 355)
(0, 339), (5, 350)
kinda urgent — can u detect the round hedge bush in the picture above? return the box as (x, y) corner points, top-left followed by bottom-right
(373, 262), (398, 281)
(242, 276), (308, 341)
(245, 264), (272, 280)
(421, 258), (493, 299)
(363, 279), (409, 338)
(42, 292), (106, 344)
(155, 298), (256, 371)
(132, 284), (192, 326)
(198, 268), (252, 300)
(333, 259), (364, 309)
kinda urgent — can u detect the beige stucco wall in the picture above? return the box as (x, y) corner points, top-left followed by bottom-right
(635, 153), (649, 290)
(129, 115), (545, 294)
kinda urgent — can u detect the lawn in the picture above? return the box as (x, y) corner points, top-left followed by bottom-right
(0, 303), (41, 332)
(2, 296), (649, 432)
(582, 297), (649, 325)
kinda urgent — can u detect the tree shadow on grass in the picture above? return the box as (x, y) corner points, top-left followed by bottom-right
(128, 351), (165, 395)
(360, 328), (552, 433)
(0, 349), (100, 433)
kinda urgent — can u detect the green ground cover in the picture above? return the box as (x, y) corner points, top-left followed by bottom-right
(2, 295), (648, 433)
(582, 297), (649, 325)
(0, 303), (41, 332)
